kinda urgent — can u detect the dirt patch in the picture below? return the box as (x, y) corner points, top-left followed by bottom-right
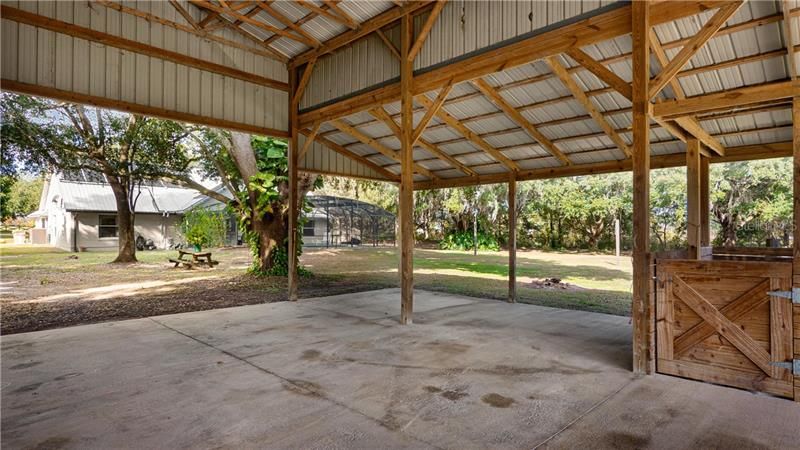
(301, 349), (321, 360)
(528, 277), (584, 290)
(481, 393), (515, 408)
(282, 379), (324, 397)
(1, 273), (393, 335)
(440, 389), (469, 401)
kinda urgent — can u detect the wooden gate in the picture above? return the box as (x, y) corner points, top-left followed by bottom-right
(655, 259), (795, 398)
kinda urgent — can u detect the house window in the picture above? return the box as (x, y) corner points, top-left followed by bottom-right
(98, 215), (118, 238)
(303, 219), (315, 237)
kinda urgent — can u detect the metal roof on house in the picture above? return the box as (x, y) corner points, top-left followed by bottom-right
(54, 175), (214, 214)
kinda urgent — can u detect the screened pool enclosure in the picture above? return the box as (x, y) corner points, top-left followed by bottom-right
(304, 195), (396, 248)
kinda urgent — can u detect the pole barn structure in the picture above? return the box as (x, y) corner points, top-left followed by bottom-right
(2, 0), (799, 399)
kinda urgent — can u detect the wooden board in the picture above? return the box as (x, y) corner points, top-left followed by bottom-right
(655, 259), (794, 399)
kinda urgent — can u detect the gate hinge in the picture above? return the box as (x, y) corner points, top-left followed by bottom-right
(769, 359), (800, 375)
(767, 287), (800, 303)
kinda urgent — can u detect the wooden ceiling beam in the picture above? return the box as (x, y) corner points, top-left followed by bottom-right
(416, 96), (520, 171)
(649, 1), (744, 99)
(303, 131), (399, 181)
(472, 78), (571, 166)
(0, 5), (289, 91)
(649, 29), (726, 156)
(298, 122), (322, 160)
(321, 1), (359, 30)
(329, 119), (439, 179)
(189, 0), (318, 47)
(412, 141), (793, 190)
(298, 1), (721, 126)
(369, 107), (477, 177)
(566, 48), (632, 100)
(408, 0), (446, 61)
(2, 79), (289, 137)
(256, 1), (322, 48)
(412, 81), (453, 145)
(376, 30), (401, 60)
(546, 56), (631, 157)
(169, 0), (201, 30)
(653, 80), (795, 118)
(95, 1), (283, 61)
(290, 1), (433, 68)
(293, 58), (317, 106)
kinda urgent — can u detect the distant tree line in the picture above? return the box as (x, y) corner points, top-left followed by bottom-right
(319, 157), (793, 252)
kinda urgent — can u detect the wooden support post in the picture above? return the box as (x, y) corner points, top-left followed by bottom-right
(288, 66), (300, 301)
(700, 156), (710, 247)
(792, 94), (799, 402)
(686, 139), (702, 259)
(508, 173), (517, 303)
(631, 0), (651, 374)
(399, 14), (414, 324)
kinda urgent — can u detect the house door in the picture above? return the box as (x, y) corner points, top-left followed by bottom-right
(655, 259), (794, 399)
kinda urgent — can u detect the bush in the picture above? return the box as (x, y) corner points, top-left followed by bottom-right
(180, 208), (227, 249)
(439, 230), (500, 251)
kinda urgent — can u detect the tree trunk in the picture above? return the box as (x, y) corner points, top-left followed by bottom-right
(109, 181), (137, 263)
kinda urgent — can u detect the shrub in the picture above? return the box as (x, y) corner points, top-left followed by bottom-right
(180, 208), (227, 249)
(439, 230), (500, 251)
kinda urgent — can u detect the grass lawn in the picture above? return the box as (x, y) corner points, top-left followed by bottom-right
(0, 245), (631, 334)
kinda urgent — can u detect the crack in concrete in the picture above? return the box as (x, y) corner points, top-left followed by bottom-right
(532, 377), (636, 449)
(147, 317), (446, 450)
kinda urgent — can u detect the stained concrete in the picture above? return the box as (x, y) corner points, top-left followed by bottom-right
(2, 289), (798, 449)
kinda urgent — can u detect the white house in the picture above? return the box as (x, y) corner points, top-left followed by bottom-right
(29, 171), (229, 252)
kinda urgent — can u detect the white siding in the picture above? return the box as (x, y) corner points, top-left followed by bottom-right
(1, 1), (288, 134)
(73, 213), (181, 251)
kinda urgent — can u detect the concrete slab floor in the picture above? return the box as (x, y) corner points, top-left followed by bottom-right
(2, 288), (798, 449)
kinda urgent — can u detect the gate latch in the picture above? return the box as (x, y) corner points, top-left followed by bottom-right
(767, 287), (800, 304)
(769, 360), (800, 375)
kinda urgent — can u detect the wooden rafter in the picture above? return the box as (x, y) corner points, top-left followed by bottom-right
(295, 1), (354, 29)
(545, 56), (631, 157)
(3, 79), (288, 137)
(408, 0), (447, 61)
(169, 0), (201, 30)
(566, 48), (632, 100)
(329, 119), (439, 179)
(290, 1), (433, 68)
(1, 5), (289, 91)
(189, 0), (318, 47)
(257, 1), (321, 48)
(293, 59), (317, 106)
(416, 96), (520, 172)
(95, 1), (282, 61)
(303, 131), (399, 181)
(369, 107), (477, 177)
(298, 122), (322, 160)
(653, 80), (795, 118)
(568, 43), (725, 156)
(297, 1), (741, 127)
(412, 82), (453, 145)
(472, 78), (571, 166)
(321, 1), (359, 30)
(649, 1), (744, 99)
(376, 29), (401, 60)
(411, 142), (792, 190)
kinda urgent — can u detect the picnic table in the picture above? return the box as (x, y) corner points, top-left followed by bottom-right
(169, 250), (219, 269)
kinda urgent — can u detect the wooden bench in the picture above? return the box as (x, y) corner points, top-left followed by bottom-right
(169, 250), (219, 269)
